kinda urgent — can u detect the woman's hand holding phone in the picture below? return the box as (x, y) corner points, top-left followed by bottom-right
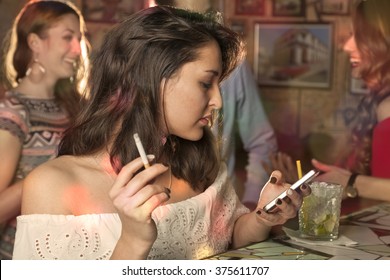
(262, 169), (319, 213)
(253, 170), (313, 228)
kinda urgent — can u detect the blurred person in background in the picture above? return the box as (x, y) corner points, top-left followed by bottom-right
(265, 0), (390, 202)
(313, 0), (390, 201)
(0, 0), (90, 259)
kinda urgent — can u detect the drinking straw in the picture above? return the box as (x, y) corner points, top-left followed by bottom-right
(296, 160), (302, 179)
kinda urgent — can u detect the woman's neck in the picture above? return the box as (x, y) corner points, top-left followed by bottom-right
(14, 77), (56, 99)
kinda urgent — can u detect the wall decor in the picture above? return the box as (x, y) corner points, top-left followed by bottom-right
(235, 0), (265, 16)
(81, 0), (147, 23)
(272, 0), (305, 17)
(254, 22), (333, 89)
(320, 0), (351, 15)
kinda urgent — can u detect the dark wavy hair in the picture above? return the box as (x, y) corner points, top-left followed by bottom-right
(58, 6), (244, 191)
(1, 0), (90, 116)
(347, 0), (390, 175)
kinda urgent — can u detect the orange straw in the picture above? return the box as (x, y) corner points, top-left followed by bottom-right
(296, 160), (302, 179)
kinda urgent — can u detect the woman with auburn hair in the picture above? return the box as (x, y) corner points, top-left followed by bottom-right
(313, 0), (390, 200)
(263, 0), (390, 202)
(0, 0), (90, 259)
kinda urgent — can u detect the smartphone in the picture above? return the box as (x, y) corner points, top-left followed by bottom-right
(263, 169), (320, 213)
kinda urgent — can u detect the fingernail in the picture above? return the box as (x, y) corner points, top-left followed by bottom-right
(256, 210), (261, 215)
(276, 199), (282, 205)
(287, 189), (293, 195)
(301, 184), (308, 190)
(165, 187), (171, 193)
(270, 177), (277, 184)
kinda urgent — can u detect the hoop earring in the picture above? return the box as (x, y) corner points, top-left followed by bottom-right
(70, 61), (78, 83)
(25, 59), (46, 83)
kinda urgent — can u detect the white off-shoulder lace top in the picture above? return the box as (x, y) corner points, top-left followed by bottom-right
(13, 164), (250, 260)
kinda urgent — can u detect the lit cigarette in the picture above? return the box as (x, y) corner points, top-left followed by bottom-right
(133, 133), (150, 168)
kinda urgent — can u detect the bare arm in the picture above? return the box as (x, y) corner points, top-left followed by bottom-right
(355, 175), (390, 200)
(312, 159), (390, 201)
(0, 181), (23, 223)
(376, 95), (390, 122)
(231, 212), (271, 248)
(0, 130), (22, 192)
(0, 130), (23, 222)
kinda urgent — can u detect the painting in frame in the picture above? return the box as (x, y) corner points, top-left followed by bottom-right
(235, 0), (265, 16)
(272, 0), (305, 17)
(81, 0), (148, 23)
(320, 0), (351, 15)
(254, 22), (333, 89)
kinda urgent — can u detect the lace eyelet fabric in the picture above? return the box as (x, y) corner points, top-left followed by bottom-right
(33, 228), (107, 259)
(13, 164), (249, 260)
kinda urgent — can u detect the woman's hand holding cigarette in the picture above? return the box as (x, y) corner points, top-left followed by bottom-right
(109, 156), (170, 258)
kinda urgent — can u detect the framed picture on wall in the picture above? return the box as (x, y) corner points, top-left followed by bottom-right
(351, 77), (369, 95)
(272, 0), (305, 17)
(81, 0), (147, 23)
(320, 0), (351, 15)
(253, 22), (333, 89)
(235, 0), (265, 16)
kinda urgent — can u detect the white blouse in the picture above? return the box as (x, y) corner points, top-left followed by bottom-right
(13, 164), (250, 260)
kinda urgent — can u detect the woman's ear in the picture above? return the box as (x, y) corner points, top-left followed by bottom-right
(27, 33), (42, 52)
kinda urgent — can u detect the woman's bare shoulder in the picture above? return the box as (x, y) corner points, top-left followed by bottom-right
(22, 156), (81, 215)
(377, 95), (390, 122)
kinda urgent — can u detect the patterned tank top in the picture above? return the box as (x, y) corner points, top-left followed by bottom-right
(0, 91), (70, 259)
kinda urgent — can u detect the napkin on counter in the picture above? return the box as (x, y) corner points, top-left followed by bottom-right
(283, 227), (358, 247)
